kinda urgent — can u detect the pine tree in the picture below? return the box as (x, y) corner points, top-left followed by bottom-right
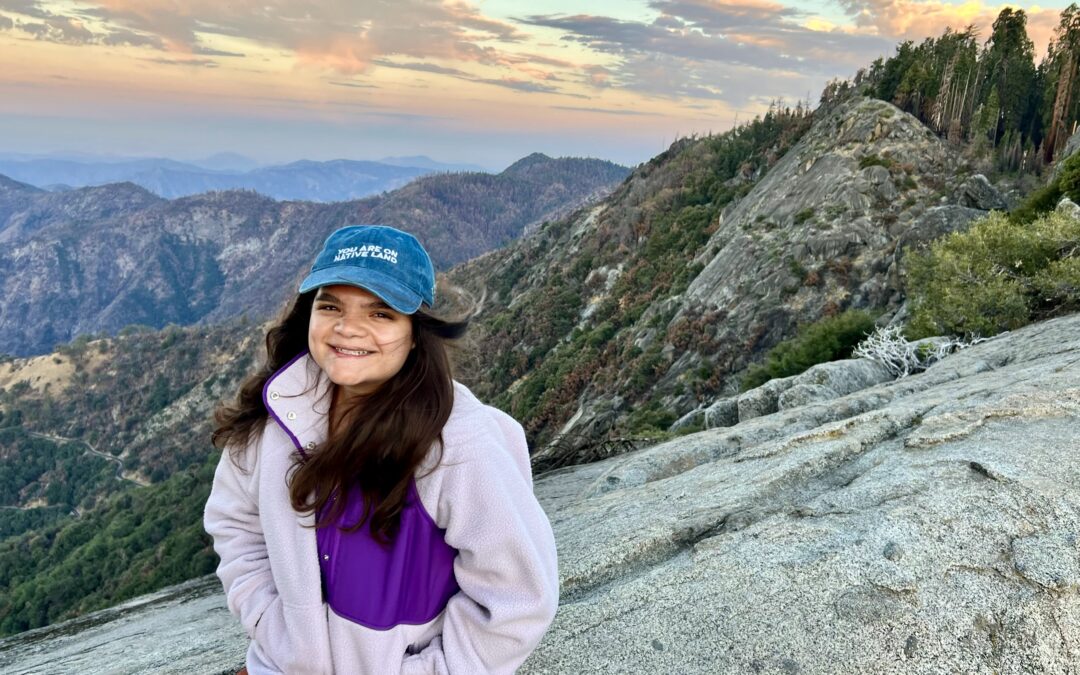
(1041, 4), (1080, 161)
(978, 9), (1038, 146)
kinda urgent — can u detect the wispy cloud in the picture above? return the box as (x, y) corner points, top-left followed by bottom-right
(0, 0), (49, 20)
(100, 27), (165, 49)
(474, 77), (561, 94)
(372, 56), (583, 96)
(143, 56), (218, 68)
(518, 1), (892, 105)
(524, 3), (889, 73)
(372, 59), (471, 77)
(328, 80), (378, 89)
(0, 0), (164, 47)
(84, 0), (526, 71)
(836, 0), (1061, 53)
(551, 105), (654, 116)
(193, 45), (244, 58)
(0, 0), (536, 76)
(17, 16), (96, 45)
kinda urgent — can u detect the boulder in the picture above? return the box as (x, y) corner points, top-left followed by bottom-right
(894, 205), (985, 265)
(777, 382), (838, 409)
(703, 396), (739, 428)
(736, 358), (894, 420)
(955, 174), (1007, 211)
(1053, 127), (1080, 179)
(737, 375), (793, 422)
(1057, 196), (1080, 221)
(671, 396), (740, 432)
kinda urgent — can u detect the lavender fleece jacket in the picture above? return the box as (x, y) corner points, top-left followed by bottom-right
(204, 354), (559, 674)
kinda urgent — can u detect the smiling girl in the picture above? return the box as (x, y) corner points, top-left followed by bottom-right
(205, 225), (559, 674)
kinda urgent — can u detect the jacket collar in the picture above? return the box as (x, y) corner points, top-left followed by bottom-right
(262, 351), (332, 459)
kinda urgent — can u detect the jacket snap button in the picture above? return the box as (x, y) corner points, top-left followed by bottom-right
(286, 411), (297, 420)
(269, 391), (280, 400)
(323, 554), (330, 561)
(306, 441), (316, 450)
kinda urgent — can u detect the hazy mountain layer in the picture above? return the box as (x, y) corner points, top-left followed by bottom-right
(0, 157), (484, 202)
(0, 153), (628, 356)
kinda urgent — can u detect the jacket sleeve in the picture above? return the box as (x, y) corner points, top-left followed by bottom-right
(402, 410), (559, 675)
(203, 445), (281, 644)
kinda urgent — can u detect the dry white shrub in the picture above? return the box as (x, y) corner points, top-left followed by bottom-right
(853, 325), (981, 378)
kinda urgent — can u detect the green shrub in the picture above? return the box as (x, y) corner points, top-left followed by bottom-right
(625, 401), (678, 436)
(859, 154), (893, 170)
(1010, 152), (1080, 224)
(793, 208), (815, 225)
(907, 210), (1080, 338)
(740, 309), (877, 390)
(1010, 182), (1063, 225)
(1059, 153), (1080, 202)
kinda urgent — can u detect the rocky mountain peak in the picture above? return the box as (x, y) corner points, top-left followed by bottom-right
(503, 152), (555, 174)
(0, 174), (41, 195)
(456, 97), (1009, 465)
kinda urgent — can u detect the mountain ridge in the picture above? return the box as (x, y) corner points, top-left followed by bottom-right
(0, 156), (499, 202)
(448, 96), (1009, 467)
(0, 154), (629, 356)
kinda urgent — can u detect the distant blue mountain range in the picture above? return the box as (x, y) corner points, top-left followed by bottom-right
(0, 154), (487, 202)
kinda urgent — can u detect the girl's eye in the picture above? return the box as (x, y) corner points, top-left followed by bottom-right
(372, 312), (391, 319)
(316, 303), (339, 312)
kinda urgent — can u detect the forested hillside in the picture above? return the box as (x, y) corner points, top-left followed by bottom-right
(451, 104), (816, 453)
(0, 321), (254, 634)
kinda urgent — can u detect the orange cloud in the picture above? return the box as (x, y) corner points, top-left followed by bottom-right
(841, 0), (1063, 54)
(294, 34), (380, 75)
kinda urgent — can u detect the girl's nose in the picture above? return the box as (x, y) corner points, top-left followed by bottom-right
(334, 315), (368, 336)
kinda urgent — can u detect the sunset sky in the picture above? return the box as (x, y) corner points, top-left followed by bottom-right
(0, 0), (1073, 169)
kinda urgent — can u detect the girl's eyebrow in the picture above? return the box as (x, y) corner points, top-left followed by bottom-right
(314, 291), (393, 310)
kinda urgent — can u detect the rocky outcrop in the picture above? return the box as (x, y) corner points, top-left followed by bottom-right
(672, 356), (894, 430)
(955, 174), (1008, 211)
(558, 97), (984, 456)
(0, 576), (246, 674)
(449, 97), (1019, 465)
(1059, 196), (1080, 220)
(525, 312), (1080, 673)
(1053, 127), (1080, 178)
(4, 312), (1079, 673)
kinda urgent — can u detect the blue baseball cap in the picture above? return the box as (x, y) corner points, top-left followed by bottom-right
(299, 225), (436, 314)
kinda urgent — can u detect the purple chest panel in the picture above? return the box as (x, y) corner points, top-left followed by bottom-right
(317, 480), (460, 630)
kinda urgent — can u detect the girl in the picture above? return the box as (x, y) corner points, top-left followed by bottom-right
(204, 225), (559, 674)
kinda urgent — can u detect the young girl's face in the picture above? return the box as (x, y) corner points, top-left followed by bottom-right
(308, 285), (414, 398)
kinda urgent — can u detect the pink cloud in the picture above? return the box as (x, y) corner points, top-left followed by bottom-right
(89, 0), (526, 70)
(0, 1), (530, 72)
(839, 0), (1062, 54)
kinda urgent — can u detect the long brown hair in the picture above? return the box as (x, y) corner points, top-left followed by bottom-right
(212, 287), (469, 542)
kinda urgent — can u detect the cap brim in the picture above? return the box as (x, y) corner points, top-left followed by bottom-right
(298, 267), (423, 314)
